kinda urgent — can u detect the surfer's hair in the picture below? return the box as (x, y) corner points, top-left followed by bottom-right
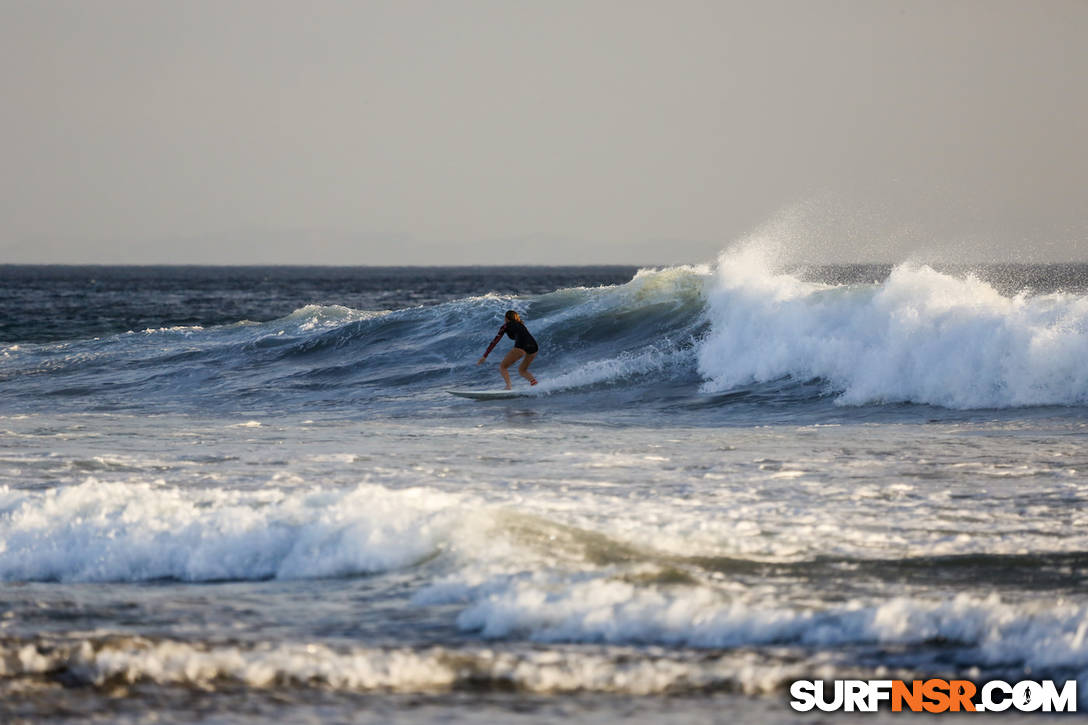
(505, 310), (522, 323)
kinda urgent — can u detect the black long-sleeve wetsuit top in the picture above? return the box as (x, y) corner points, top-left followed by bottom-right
(482, 321), (538, 358)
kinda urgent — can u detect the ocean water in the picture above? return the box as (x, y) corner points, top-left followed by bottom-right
(2, 256), (1088, 723)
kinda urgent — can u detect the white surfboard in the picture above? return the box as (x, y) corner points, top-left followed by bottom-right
(447, 389), (532, 400)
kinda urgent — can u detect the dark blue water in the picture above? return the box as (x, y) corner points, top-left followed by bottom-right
(3, 262), (1088, 723)
(3, 263), (1088, 423)
(0, 265), (639, 344)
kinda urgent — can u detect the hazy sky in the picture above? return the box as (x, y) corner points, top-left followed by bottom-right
(1, 0), (1085, 265)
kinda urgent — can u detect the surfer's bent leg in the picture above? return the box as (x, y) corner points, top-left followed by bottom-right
(518, 352), (537, 385)
(499, 348), (524, 390)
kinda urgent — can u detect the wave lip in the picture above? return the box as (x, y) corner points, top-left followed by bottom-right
(698, 255), (1088, 409)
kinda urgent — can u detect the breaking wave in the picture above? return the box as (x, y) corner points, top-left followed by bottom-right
(4, 252), (1088, 412)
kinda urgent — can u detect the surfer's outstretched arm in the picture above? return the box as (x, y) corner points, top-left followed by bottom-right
(477, 324), (507, 365)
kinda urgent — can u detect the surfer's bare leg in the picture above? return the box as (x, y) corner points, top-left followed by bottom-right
(518, 353), (537, 385)
(499, 349), (524, 390)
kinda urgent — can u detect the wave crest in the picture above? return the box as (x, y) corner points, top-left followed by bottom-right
(698, 252), (1088, 408)
(0, 480), (459, 582)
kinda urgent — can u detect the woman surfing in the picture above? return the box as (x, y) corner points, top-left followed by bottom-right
(477, 310), (539, 389)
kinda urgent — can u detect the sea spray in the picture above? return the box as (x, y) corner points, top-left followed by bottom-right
(697, 250), (1088, 408)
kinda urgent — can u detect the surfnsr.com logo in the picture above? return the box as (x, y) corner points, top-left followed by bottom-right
(789, 679), (1077, 713)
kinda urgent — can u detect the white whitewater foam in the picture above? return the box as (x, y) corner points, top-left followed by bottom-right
(0, 480), (464, 582)
(5, 472), (1088, 679)
(277, 304), (387, 333)
(136, 325), (204, 335)
(698, 248), (1088, 408)
(4, 465), (1086, 583)
(0, 636), (843, 695)
(451, 574), (1088, 673)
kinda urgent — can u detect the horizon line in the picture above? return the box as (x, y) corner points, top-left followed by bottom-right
(3, 261), (1088, 269)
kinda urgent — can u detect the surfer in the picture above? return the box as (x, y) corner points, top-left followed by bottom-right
(477, 310), (539, 389)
